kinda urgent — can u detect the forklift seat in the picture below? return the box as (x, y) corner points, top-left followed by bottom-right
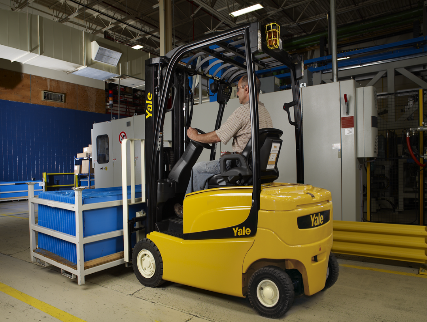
(208, 128), (283, 188)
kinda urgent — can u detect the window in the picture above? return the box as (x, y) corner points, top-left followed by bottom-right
(97, 135), (109, 164)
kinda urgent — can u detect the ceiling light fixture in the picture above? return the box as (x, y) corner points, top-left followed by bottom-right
(132, 45), (144, 50)
(337, 56), (350, 60)
(230, 4), (263, 17)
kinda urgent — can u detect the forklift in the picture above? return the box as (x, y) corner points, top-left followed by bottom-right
(128, 22), (339, 319)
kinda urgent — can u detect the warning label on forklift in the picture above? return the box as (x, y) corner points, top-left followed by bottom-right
(267, 142), (281, 169)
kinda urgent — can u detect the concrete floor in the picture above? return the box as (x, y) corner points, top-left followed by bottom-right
(1, 200), (426, 322)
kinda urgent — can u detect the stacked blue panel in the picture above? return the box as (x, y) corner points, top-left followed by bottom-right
(0, 100), (110, 182)
(38, 186), (143, 265)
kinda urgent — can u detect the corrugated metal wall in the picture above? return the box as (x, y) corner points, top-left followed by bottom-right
(0, 99), (110, 181)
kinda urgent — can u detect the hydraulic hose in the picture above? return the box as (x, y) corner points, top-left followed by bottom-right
(406, 135), (426, 167)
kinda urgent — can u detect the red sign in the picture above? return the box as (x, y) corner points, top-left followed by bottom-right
(341, 116), (354, 129)
(119, 131), (127, 143)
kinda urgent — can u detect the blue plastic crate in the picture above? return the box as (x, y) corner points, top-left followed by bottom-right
(38, 186), (143, 264)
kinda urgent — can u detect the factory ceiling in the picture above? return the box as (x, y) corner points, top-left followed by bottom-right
(6, 0), (423, 56)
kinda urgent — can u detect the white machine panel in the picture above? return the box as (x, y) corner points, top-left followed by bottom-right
(93, 115), (142, 188)
(93, 113), (171, 188)
(356, 86), (378, 158)
(302, 82), (343, 220)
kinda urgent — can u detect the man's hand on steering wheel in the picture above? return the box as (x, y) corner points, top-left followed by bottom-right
(187, 127), (215, 149)
(187, 127), (199, 141)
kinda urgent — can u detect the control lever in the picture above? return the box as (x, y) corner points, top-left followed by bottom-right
(344, 94), (349, 115)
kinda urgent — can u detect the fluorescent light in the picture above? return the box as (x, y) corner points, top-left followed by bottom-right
(230, 4), (263, 17)
(132, 45), (143, 50)
(337, 56), (350, 60)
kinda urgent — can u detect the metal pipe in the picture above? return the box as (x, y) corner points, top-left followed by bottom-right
(330, 0), (338, 82)
(27, 8), (30, 53)
(118, 78), (121, 119)
(409, 126), (427, 134)
(82, 31), (85, 66)
(367, 159), (371, 221)
(419, 89), (424, 226)
(199, 75), (202, 104)
(424, 2), (427, 40)
(38, 15), (40, 55)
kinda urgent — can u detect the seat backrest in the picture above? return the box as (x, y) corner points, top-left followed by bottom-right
(241, 128), (283, 183)
(168, 141), (204, 193)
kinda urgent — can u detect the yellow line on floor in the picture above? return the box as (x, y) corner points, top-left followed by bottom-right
(0, 282), (86, 322)
(341, 264), (427, 278)
(0, 213), (28, 220)
(1, 211), (28, 215)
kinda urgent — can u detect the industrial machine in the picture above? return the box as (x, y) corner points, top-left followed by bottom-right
(122, 23), (339, 318)
(302, 82), (378, 221)
(92, 114), (172, 188)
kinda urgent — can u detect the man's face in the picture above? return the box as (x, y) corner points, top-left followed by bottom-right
(237, 79), (249, 105)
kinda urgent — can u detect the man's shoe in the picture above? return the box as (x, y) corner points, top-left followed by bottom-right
(174, 203), (183, 218)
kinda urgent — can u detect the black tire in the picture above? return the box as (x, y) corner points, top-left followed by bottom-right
(324, 253), (339, 290)
(248, 266), (295, 319)
(132, 239), (164, 287)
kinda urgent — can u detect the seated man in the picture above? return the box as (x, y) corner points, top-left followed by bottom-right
(174, 74), (272, 217)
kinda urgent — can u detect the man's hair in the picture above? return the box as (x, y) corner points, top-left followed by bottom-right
(240, 74), (261, 95)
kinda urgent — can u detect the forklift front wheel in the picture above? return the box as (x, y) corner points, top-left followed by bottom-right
(132, 239), (164, 287)
(248, 266), (295, 319)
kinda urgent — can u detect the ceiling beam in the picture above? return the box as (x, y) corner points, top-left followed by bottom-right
(58, 0), (104, 24)
(191, 0), (238, 28)
(65, 0), (161, 40)
(12, 0), (36, 12)
(101, 0), (188, 42)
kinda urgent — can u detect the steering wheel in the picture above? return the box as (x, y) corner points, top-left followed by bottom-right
(190, 128), (214, 150)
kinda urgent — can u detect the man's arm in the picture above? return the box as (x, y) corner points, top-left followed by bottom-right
(187, 127), (221, 143)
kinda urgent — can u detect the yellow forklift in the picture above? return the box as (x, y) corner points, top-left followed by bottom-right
(129, 23), (339, 318)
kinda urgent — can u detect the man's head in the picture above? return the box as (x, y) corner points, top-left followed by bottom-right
(237, 74), (261, 105)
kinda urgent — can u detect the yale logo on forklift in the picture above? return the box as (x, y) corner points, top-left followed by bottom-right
(297, 210), (330, 229)
(233, 226), (251, 236)
(146, 92), (153, 119)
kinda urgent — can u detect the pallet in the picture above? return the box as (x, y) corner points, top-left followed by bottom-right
(34, 248), (125, 270)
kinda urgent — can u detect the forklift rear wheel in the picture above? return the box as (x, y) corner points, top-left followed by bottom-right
(133, 239), (164, 287)
(248, 266), (295, 319)
(323, 253), (339, 290)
